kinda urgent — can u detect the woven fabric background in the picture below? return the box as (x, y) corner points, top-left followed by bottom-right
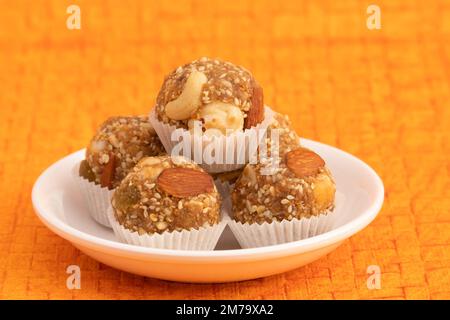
(1, 0), (449, 299)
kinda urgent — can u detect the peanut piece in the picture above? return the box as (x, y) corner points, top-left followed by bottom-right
(137, 157), (161, 167)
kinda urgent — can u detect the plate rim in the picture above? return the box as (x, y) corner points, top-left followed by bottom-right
(31, 138), (384, 262)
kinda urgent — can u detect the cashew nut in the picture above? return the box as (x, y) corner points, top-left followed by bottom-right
(135, 158), (164, 181)
(165, 70), (207, 120)
(312, 173), (336, 212)
(191, 102), (244, 135)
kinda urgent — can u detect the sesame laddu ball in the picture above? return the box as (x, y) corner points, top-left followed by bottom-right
(268, 112), (300, 153)
(154, 57), (264, 135)
(231, 147), (335, 224)
(261, 112), (301, 159)
(111, 156), (221, 235)
(80, 116), (165, 189)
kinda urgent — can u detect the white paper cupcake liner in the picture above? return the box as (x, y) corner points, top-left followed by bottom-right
(73, 163), (113, 228)
(107, 206), (229, 250)
(149, 106), (274, 173)
(227, 191), (345, 248)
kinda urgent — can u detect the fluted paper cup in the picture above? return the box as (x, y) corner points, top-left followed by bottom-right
(107, 206), (229, 250)
(149, 106), (274, 173)
(73, 163), (113, 228)
(227, 192), (345, 248)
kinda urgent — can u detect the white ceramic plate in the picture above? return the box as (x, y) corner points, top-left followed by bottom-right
(32, 139), (384, 283)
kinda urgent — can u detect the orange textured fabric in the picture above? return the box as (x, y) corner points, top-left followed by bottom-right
(1, 0), (450, 300)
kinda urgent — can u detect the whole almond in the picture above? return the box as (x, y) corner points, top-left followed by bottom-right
(285, 147), (325, 178)
(100, 153), (116, 189)
(156, 168), (214, 198)
(244, 80), (264, 129)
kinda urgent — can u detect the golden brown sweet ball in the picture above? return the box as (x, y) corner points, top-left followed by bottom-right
(111, 156), (221, 235)
(80, 116), (165, 189)
(231, 147), (336, 224)
(154, 57), (264, 135)
(261, 112), (301, 158)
